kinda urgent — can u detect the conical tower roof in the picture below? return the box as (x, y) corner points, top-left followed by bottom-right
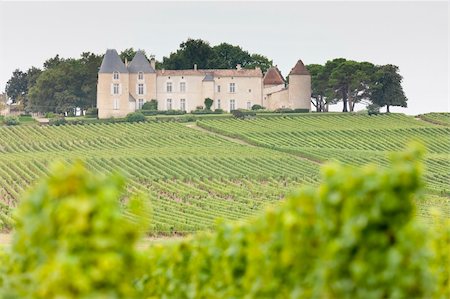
(289, 60), (310, 75)
(128, 50), (155, 73)
(99, 49), (128, 73)
(263, 66), (285, 85)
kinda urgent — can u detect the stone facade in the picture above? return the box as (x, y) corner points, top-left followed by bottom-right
(97, 49), (311, 119)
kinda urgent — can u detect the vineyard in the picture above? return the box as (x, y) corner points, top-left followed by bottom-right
(0, 121), (319, 232)
(1, 113), (449, 232)
(418, 112), (450, 126)
(197, 113), (450, 221)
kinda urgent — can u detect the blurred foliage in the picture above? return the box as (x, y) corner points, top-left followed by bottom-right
(0, 162), (150, 298)
(0, 145), (449, 298)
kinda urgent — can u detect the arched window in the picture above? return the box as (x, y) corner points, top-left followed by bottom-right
(113, 71), (119, 80)
(138, 72), (144, 80)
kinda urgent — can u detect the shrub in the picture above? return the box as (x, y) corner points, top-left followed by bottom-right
(45, 112), (56, 118)
(274, 108), (294, 113)
(232, 109), (256, 119)
(85, 107), (98, 118)
(368, 103), (381, 115)
(204, 98), (213, 110)
(49, 117), (67, 126)
(214, 109), (224, 114)
(142, 99), (158, 110)
(165, 109), (186, 115)
(293, 108), (309, 113)
(192, 109), (215, 115)
(140, 110), (159, 116)
(0, 162), (149, 298)
(3, 115), (20, 126)
(251, 104), (264, 110)
(125, 112), (146, 123)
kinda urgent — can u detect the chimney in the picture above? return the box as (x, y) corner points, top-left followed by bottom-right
(236, 64), (242, 70)
(125, 58), (128, 67)
(194, 64), (197, 70)
(150, 58), (156, 69)
(162, 68), (165, 74)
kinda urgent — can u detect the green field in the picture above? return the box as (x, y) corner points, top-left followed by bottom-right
(0, 113), (449, 232)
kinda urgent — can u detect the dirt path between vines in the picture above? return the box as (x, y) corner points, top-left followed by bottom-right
(186, 123), (255, 147)
(186, 123), (322, 165)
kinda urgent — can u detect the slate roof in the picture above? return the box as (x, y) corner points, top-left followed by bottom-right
(99, 49), (128, 73)
(263, 66), (285, 85)
(202, 73), (214, 81)
(127, 51), (155, 73)
(289, 60), (310, 75)
(157, 68), (263, 77)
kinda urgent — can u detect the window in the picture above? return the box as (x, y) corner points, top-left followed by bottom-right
(138, 99), (144, 109)
(166, 98), (172, 110)
(247, 101), (252, 110)
(217, 99), (221, 109)
(113, 98), (119, 110)
(166, 82), (172, 93)
(113, 83), (120, 95)
(180, 82), (186, 93)
(249, 89), (252, 93)
(138, 72), (144, 80)
(217, 85), (221, 92)
(180, 99), (186, 111)
(138, 83), (144, 95)
(230, 99), (235, 111)
(113, 72), (119, 80)
(229, 83), (235, 93)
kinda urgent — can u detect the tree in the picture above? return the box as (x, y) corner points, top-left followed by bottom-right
(209, 43), (251, 69)
(371, 64), (408, 112)
(204, 98), (213, 110)
(307, 64), (329, 112)
(161, 39), (214, 70)
(347, 61), (376, 111)
(5, 69), (28, 103)
(246, 54), (272, 73)
(43, 54), (63, 69)
(328, 59), (360, 112)
(161, 39), (272, 71)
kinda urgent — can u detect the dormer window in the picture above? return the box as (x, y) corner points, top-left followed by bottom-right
(138, 72), (144, 80)
(113, 71), (119, 80)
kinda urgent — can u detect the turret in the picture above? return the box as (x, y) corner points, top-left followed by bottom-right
(97, 49), (129, 118)
(288, 60), (311, 111)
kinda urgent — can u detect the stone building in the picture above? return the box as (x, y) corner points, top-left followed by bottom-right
(97, 49), (311, 119)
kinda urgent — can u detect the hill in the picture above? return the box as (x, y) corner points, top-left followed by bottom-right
(0, 113), (449, 232)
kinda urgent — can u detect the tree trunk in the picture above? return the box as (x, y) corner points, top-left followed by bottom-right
(342, 89), (348, 112)
(386, 105), (390, 113)
(348, 88), (353, 112)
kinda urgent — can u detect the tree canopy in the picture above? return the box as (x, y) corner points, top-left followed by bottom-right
(161, 39), (272, 72)
(307, 59), (407, 112)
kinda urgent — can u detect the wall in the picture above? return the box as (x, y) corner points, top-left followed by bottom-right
(97, 73), (130, 119)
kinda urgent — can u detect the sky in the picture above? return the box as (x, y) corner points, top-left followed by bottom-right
(0, 1), (448, 114)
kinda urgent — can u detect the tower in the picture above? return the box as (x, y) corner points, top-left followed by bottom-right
(127, 50), (157, 111)
(288, 60), (311, 110)
(97, 49), (129, 118)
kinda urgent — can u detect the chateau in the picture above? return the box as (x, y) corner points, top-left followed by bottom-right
(97, 49), (311, 119)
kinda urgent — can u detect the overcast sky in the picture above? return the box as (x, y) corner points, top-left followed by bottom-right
(0, 1), (448, 114)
